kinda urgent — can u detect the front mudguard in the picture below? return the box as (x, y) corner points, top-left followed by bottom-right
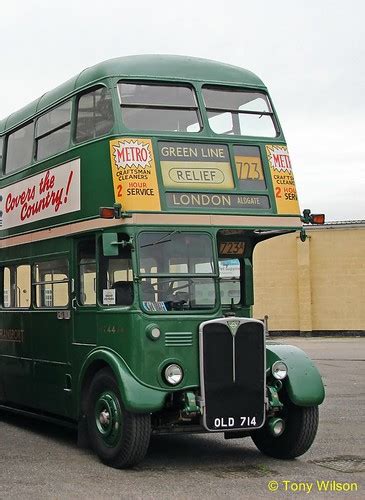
(266, 344), (325, 406)
(78, 348), (167, 414)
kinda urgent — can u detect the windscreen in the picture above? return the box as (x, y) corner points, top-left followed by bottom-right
(138, 231), (215, 312)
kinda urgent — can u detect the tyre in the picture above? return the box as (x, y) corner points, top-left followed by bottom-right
(87, 368), (151, 468)
(251, 402), (319, 459)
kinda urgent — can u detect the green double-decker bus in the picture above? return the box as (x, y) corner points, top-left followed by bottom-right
(0, 55), (324, 468)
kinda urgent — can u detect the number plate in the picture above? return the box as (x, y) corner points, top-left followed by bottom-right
(212, 416), (257, 430)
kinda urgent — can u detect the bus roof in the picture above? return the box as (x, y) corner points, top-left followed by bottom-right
(0, 55), (266, 133)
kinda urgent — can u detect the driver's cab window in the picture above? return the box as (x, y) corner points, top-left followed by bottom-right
(100, 235), (134, 306)
(219, 258), (241, 305)
(217, 234), (245, 306)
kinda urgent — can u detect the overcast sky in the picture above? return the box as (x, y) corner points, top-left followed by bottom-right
(1, 0), (364, 221)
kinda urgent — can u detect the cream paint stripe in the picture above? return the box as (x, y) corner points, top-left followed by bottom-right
(132, 214), (302, 228)
(0, 217), (123, 249)
(0, 214), (302, 248)
(206, 215), (301, 228)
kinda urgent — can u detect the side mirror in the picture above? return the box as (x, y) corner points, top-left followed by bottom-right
(102, 233), (134, 256)
(102, 233), (119, 256)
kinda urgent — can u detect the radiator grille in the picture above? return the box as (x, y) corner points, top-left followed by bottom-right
(200, 318), (265, 431)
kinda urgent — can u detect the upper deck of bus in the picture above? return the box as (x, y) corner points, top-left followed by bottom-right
(0, 55), (301, 244)
(0, 55), (266, 132)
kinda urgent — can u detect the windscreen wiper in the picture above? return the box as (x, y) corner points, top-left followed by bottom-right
(140, 230), (179, 248)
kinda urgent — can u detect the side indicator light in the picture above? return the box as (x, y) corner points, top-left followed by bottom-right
(99, 207), (115, 219)
(311, 214), (325, 224)
(301, 209), (325, 225)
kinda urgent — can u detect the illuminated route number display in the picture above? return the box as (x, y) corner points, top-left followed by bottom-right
(219, 241), (245, 256)
(234, 145), (266, 191)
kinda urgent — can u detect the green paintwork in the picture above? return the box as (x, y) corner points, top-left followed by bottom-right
(102, 232), (119, 256)
(243, 258), (254, 306)
(266, 343), (325, 406)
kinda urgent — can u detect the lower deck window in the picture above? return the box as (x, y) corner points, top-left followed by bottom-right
(34, 259), (69, 308)
(3, 265), (31, 308)
(99, 236), (134, 306)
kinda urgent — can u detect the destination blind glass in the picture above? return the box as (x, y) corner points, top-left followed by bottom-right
(159, 141), (270, 211)
(159, 142), (233, 190)
(166, 193), (270, 210)
(233, 145), (266, 191)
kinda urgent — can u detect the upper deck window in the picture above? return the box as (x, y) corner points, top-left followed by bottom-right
(202, 86), (277, 137)
(5, 122), (34, 174)
(75, 87), (114, 143)
(118, 82), (201, 133)
(35, 100), (71, 161)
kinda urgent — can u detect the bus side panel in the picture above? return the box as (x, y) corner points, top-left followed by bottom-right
(0, 311), (33, 407)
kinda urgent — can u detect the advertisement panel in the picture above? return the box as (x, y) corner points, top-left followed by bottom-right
(109, 138), (161, 211)
(266, 144), (300, 214)
(0, 159), (80, 230)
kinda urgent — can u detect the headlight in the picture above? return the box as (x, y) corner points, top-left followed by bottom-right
(164, 364), (183, 385)
(272, 361), (288, 380)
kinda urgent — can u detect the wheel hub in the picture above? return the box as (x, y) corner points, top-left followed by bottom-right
(99, 410), (110, 426)
(95, 391), (122, 446)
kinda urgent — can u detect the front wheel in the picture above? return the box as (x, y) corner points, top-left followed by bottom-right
(87, 368), (151, 468)
(251, 403), (319, 459)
